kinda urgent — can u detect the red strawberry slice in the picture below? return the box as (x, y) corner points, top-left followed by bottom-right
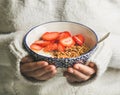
(57, 43), (65, 52)
(43, 43), (58, 52)
(30, 44), (43, 51)
(58, 31), (71, 40)
(73, 34), (84, 45)
(34, 40), (51, 47)
(60, 37), (75, 47)
(41, 32), (59, 41)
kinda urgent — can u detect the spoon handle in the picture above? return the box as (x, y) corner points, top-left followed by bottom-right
(98, 32), (110, 44)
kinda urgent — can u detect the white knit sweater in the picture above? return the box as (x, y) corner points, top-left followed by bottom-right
(0, 0), (120, 95)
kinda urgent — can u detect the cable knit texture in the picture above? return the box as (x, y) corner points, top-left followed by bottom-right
(0, 0), (120, 95)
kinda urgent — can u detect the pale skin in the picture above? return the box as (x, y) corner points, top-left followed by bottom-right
(20, 55), (96, 83)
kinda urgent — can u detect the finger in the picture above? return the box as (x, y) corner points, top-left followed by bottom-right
(35, 69), (57, 80)
(24, 65), (56, 78)
(67, 75), (82, 83)
(20, 61), (48, 72)
(63, 71), (78, 83)
(67, 67), (90, 81)
(88, 62), (95, 67)
(73, 63), (95, 76)
(21, 55), (34, 64)
(87, 62), (97, 73)
(88, 62), (97, 70)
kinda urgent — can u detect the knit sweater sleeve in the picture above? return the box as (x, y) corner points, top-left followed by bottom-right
(0, 32), (16, 66)
(107, 33), (120, 69)
(68, 35), (112, 86)
(9, 31), (61, 86)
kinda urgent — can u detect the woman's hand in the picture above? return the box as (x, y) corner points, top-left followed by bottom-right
(20, 55), (57, 81)
(63, 62), (96, 83)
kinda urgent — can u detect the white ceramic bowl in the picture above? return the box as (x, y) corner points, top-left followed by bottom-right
(23, 21), (98, 68)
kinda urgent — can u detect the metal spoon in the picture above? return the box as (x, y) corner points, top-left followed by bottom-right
(98, 32), (110, 44)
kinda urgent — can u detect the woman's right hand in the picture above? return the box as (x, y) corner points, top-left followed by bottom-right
(20, 55), (57, 81)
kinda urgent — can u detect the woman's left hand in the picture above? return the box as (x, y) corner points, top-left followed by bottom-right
(63, 62), (96, 83)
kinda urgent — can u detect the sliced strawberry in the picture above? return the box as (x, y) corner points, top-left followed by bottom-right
(34, 40), (51, 47)
(43, 43), (58, 52)
(60, 37), (75, 47)
(73, 34), (84, 45)
(41, 32), (59, 41)
(58, 31), (71, 40)
(30, 44), (43, 51)
(57, 43), (65, 52)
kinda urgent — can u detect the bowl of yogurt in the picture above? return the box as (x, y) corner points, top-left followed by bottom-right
(23, 21), (98, 68)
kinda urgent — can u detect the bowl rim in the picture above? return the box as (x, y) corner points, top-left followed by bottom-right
(23, 21), (98, 59)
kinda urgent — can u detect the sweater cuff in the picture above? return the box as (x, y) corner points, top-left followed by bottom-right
(68, 38), (112, 86)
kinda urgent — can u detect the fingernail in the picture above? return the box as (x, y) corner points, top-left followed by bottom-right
(75, 65), (79, 69)
(89, 62), (95, 67)
(74, 64), (80, 69)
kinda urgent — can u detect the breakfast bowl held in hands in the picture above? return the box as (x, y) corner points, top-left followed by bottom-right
(23, 21), (98, 68)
